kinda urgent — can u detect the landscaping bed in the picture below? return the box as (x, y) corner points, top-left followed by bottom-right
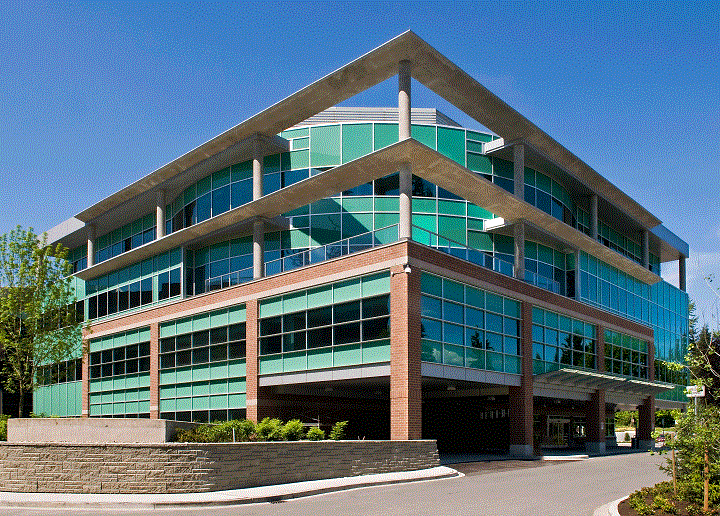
(618, 482), (718, 516)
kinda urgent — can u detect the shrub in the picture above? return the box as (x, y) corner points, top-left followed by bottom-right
(624, 432), (631, 442)
(628, 491), (655, 516)
(329, 420), (348, 441)
(256, 418), (283, 441)
(306, 427), (325, 441)
(0, 415), (8, 441)
(281, 419), (305, 441)
(175, 419), (256, 442)
(652, 494), (677, 514)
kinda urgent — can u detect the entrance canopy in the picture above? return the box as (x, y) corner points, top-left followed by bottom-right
(535, 367), (674, 397)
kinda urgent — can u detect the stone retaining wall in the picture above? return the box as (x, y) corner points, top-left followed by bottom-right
(0, 440), (439, 494)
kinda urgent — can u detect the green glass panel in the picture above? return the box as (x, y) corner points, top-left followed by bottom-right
(342, 197), (373, 212)
(307, 285), (332, 308)
(467, 153), (492, 174)
(374, 212), (399, 229)
(210, 310), (228, 329)
(231, 160), (252, 182)
(545, 311), (558, 328)
(192, 396), (209, 411)
(375, 197), (399, 212)
(258, 356), (283, 375)
(443, 279), (464, 303)
(281, 127), (309, 139)
(334, 343), (362, 367)
(494, 158), (513, 179)
(466, 347), (485, 370)
(438, 216), (466, 245)
(443, 343), (464, 367)
(307, 348), (333, 370)
(259, 296), (282, 318)
(310, 125), (341, 167)
(334, 278), (361, 303)
(411, 124), (436, 148)
(283, 351), (307, 372)
(311, 198), (341, 214)
(228, 393), (246, 408)
(504, 299), (520, 319)
(538, 244), (554, 265)
(494, 234), (514, 255)
(213, 167), (231, 188)
(467, 231), (493, 252)
(289, 229), (310, 248)
(525, 241), (538, 260)
(537, 172), (552, 193)
(412, 198), (436, 214)
(342, 124), (373, 163)
(361, 272), (390, 297)
(373, 123), (398, 150)
(420, 273), (442, 297)
(504, 355), (521, 374)
(209, 363), (228, 380)
(311, 214), (341, 245)
(486, 293), (503, 314)
(486, 351), (503, 371)
(362, 339), (390, 363)
(263, 154), (281, 174)
(438, 200), (466, 216)
(228, 305), (246, 324)
(421, 339), (442, 363)
(466, 130), (493, 142)
(342, 213), (373, 238)
(282, 150), (309, 170)
(192, 313), (210, 332)
(209, 394), (228, 410)
(292, 137), (309, 149)
(437, 127), (465, 165)
(466, 141), (484, 153)
(228, 359), (246, 378)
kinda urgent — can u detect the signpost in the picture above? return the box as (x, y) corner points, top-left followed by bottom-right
(685, 385), (706, 415)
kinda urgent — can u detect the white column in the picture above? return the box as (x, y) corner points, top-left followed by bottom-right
(399, 163), (412, 240)
(513, 144), (524, 200)
(679, 256), (686, 292)
(253, 220), (264, 280)
(514, 222), (525, 281)
(398, 60), (411, 140)
(253, 136), (265, 279)
(642, 229), (650, 269)
(156, 189), (166, 239)
(87, 224), (95, 267)
(591, 194), (599, 241)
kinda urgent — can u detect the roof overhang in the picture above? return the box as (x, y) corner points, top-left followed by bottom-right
(75, 139), (662, 284)
(57, 30), (670, 254)
(535, 367), (675, 397)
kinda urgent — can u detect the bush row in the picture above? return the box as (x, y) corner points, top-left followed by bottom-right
(175, 418), (349, 443)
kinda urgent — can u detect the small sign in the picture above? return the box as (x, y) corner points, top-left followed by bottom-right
(685, 385), (706, 398)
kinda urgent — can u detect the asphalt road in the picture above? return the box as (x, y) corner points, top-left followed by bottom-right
(5, 452), (667, 516)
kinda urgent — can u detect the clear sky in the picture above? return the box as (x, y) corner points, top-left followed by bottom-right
(1, 1), (718, 323)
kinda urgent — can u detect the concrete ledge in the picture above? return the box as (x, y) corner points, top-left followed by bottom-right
(592, 496), (624, 516)
(0, 439), (440, 494)
(7, 418), (197, 443)
(0, 466), (459, 508)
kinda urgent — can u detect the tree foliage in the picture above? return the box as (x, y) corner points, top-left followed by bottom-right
(0, 226), (83, 416)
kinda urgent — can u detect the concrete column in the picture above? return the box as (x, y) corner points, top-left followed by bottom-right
(149, 322), (159, 419)
(156, 190), (166, 239)
(514, 222), (525, 282)
(509, 301), (534, 458)
(245, 298), (260, 423)
(253, 220), (265, 279)
(398, 60), (411, 140)
(637, 396), (655, 450)
(399, 163), (412, 240)
(585, 390), (606, 454)
(86, 224), (96, 267)
(642, 229), (650, 269)
(679, 256), (687, 292)
(390, 262), (422, 440)
(253, 137), (265, 279)
(590, 194), (598, 241)
(513, 144), (524, 200)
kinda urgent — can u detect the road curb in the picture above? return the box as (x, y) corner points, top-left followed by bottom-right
(0, 466), (461, 509)
(593, 496), (626, 516)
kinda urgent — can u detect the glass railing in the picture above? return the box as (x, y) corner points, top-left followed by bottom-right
(203, 225), (400, 292)
(411, 225), (515, 278)
(264, 224), (399, 276)
(524, 269), (561, 294)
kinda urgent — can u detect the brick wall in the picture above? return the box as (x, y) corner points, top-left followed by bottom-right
(0, 440), (439, 494)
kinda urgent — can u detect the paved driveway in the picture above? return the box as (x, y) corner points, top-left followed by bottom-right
(9, 452), (667, 516)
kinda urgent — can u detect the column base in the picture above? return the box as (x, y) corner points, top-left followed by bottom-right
(585, 441), (606, 454)
(509, 444), (534, 459)
(638, 439), (656, 451)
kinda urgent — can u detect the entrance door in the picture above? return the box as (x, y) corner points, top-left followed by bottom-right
(547, 417), (570, 447)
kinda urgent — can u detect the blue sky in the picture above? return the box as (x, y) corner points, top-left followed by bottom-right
(1, 1), (718, 323)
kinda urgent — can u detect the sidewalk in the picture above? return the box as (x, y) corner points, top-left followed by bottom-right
(0, 466), (460, 509)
